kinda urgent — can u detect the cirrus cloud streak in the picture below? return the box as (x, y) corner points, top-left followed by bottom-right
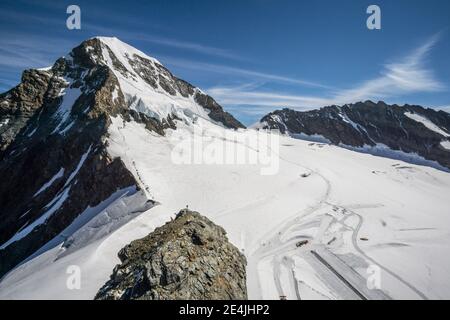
(207, 34), (446, 116)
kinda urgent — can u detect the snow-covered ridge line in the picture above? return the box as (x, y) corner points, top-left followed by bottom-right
(95, 37), (210, 124)
(404, 112), (450, 137)
(63, 145), (92, 188)
(91, 36), (244, 129)
(0, 187), (71, 250)
(95, 36), (161, 65)
(33, 168), (65, 197)
(0, 145), (93, 251)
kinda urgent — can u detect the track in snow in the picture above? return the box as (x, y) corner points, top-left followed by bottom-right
(248, 142), (396, 300)
(310, 250), (367, 300)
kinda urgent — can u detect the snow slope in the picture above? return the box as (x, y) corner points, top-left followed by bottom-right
(1, 115), (450, 300)
(404, 112), (450, 137)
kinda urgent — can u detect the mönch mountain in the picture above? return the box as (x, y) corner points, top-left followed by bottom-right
(0, 37), (243, 277)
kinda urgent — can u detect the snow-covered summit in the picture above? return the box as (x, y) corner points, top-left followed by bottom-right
(70, 36), (243, 128)
(95, 36), (162, 65)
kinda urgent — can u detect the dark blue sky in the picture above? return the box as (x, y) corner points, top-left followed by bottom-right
(1, 0), (449, 124)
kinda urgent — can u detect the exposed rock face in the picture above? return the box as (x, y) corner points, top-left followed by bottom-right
(0, 37), (243, 277)
(95, 210), (247, 300)
(258, 101), (450, 169)
(194, 92), (244, 129)
(0, 69), (52, 153)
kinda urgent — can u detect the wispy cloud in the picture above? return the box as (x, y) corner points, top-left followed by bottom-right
(0, 3), (330, 91)
(164, 57), (333, 89)
(0, 3), (246, 64)
(332, 33), (444, 103)
(207, 84), (331, 115)
(436, 105), (450, 113)
(83, 23), (246, 61)
(133, 35), (244, 61)
(207, 34), (446, 115)
(0, 36), (74, 69)
(0, 8), (64, 27)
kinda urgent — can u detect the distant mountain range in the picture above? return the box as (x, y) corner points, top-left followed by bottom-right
(255, 101), (450, 170)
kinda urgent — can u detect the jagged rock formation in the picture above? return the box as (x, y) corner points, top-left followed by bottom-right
(0, 37), (244, 277)
(95, 210), (247, 300)
(257, 101), (450, 169)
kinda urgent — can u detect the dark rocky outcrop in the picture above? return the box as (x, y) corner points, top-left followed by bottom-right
(95, 210), (247, 300)
(258, 101), (450, 170)
(194, 91), (244, 129)
(0, 69), (52, 153)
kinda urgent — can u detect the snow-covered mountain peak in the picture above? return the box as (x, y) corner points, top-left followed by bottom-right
(95, 36), (162, 66)
(61, 36), (243, 128)
(0, 37), (243, 278)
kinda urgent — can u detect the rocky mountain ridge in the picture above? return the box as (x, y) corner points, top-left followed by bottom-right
(95, 209), (247, 300)
(257, 101), (450, 170)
